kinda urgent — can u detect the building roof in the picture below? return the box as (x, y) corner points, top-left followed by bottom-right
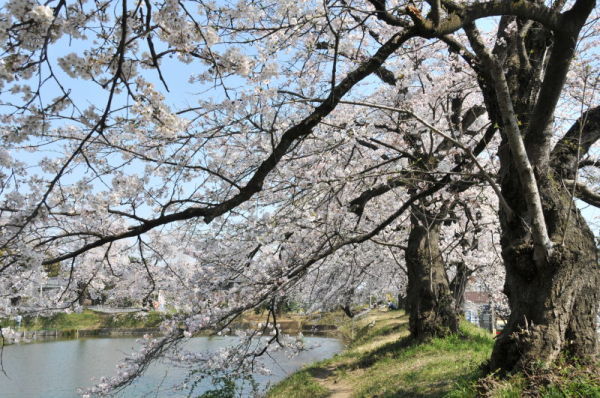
(464, 291), (490, 304)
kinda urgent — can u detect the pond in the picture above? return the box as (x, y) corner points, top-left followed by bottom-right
(0, 335), (342, 397)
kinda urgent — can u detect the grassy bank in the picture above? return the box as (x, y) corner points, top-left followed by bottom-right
(1, 308), (340, 335)
(267, 310), (599, 398)
(1, 309), (165, 331)
(238, 309), (348, 335)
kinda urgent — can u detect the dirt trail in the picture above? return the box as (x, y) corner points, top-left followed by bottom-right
(309, 366), (353, 398)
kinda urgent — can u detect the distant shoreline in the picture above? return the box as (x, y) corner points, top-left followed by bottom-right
(1, 321), (339, 345)
(1, 326), (162, 344)
(1, 308), (342, 345)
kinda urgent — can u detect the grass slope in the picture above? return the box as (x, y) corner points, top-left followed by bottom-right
(268, 311), (492, 398)
(267, 310), (599, 398)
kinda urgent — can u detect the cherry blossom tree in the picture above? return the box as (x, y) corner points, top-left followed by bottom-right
(344, 45), (501, 339)
(0, 0), (599, 392)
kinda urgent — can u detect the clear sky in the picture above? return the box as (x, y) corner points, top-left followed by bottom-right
(2, 11), (598, 240)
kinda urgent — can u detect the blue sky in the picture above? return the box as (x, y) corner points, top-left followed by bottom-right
(1, 8), (598, 240)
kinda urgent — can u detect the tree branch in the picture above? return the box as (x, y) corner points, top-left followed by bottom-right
(42, 29), (419, 265)
(523, 0), (596, 167)
(563, 179), (600, 208)
(551, 106), (600, 178)
(333, 99), (513, 218)
(469, 33), (553, 264)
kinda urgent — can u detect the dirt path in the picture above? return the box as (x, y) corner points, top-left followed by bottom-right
(309, 366), (354, 398)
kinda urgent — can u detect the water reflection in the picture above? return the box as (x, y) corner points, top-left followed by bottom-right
(1, 336), (342, 397)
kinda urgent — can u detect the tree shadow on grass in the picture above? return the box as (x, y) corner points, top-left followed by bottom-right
(352, 320), (408, 346)
(459, 329), (494, 348)
(374, 388), (445, 398)
(307, 367), (333, 379)
(343, 335), (418, 371)
(358, 335), (417, 368)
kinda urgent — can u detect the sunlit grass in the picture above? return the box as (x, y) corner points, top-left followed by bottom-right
(450, 359), (600, 398)
(266, 368), (330, 398)
(267, 311), (495, 398)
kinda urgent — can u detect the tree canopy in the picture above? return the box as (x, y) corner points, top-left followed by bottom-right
(0, 0), (599, 394)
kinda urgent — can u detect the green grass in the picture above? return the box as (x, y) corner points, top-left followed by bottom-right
(267, 311), (495, 398)
(266, 368), (330, 398)
(540, 377), (600, 398)
(451, 361), (600, 398)
(102, 311), (164, 328)
(267, 311), (600, 398)
(348, 321), (493, 398)
(0, 310), (165, 331)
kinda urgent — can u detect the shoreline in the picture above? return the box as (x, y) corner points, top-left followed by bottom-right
(1, 309), (347, 345)
(1, 326), (162, 344)
(1, 321), (339, 345)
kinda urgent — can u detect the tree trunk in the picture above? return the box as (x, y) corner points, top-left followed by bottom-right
(405, 213), (458, 340)
(397, 293), (406, 310)
(449, 261), (470, 313)
(341, 304), (355, 318)
(77, 281), (89, 306)
(490, 174), (600, 372)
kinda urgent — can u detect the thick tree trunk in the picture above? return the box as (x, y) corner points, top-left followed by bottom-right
(490, 175), (600, 372)
(405, 213), (458, 340)
(468, 5), (599, 375)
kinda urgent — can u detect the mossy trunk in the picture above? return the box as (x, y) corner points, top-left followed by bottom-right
(405, 213), (458, 340)
(490, 173), (600, 372)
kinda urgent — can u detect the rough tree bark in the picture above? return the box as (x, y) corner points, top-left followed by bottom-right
(405, 211), (458, 339)
(462, 2), (600, 370)
(490, 169), (599, 371)
(485, 22), (600, 367)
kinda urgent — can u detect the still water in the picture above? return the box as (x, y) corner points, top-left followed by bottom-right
(0, 335), (342, 397)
